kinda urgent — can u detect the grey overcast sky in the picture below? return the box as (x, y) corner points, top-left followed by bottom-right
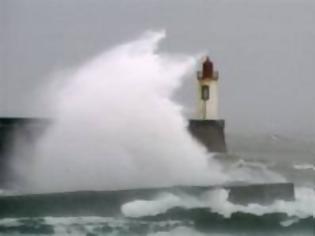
(0, 0), (315, 137)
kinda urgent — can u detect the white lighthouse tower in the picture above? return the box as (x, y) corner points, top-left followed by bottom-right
(196, 57), (219, 120)
(188, 56), (226, 152)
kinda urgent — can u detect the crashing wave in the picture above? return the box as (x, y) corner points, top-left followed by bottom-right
(122, 187), (315, 221)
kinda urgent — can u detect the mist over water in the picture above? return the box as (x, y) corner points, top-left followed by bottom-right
(15, 31), (227, 193)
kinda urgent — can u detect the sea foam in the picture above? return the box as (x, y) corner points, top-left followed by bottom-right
(121, 187), (315, 221)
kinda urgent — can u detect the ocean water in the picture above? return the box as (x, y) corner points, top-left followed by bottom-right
(0, 148), (314, 236)
(1, 31), (314, 235)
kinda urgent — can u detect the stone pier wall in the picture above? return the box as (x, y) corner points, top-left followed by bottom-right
(188, 119), (227, 153)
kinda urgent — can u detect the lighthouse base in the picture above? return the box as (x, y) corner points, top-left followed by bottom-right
(188, 119), (227, 153)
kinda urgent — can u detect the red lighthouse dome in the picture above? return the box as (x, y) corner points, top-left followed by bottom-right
(202, 57), (213, 79)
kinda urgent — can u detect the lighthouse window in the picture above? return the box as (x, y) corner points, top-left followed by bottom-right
(201, 85), (209, 100)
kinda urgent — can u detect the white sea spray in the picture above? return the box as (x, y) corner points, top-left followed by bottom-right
(12, 31), (227, 193)
(293, 163), (315, 172)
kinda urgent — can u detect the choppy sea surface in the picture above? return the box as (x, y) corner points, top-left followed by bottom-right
(0, 134), (314, 236)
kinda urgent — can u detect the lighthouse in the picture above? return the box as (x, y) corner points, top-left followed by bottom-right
(188, 56), (226, 153)
(197, 57), (219, 120)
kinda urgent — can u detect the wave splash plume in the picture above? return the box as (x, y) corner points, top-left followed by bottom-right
(14, 31), (226, 193)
